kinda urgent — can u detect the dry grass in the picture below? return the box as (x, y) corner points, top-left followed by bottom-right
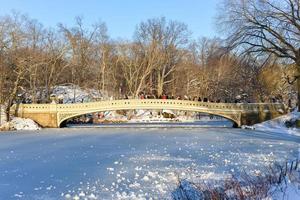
(172, 160), (300, 200)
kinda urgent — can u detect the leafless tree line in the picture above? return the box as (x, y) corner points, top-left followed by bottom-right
(0, 11), (296, 120)
(217, 0), (300, 110)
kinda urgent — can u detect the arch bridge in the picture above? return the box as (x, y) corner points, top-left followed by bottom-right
(11, 99), (287, 128)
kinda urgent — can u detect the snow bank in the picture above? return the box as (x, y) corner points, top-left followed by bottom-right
(243, 110), (300, 136)
(128, 109), (206, 122)
(52, 85), (104, 104)
(101, 111), (128, 122)
(173, 164), (300, 200)
(1, 117), (41, 131)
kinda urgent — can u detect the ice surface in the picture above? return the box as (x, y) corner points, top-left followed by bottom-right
(0, 127), (299, 199)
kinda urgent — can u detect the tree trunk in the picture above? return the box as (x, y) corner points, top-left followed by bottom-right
(157, 72), (163, 97)
(101, 64), (105, 92)
(101, 49), (106, 92)
(297, 65), (300, 112)
(5, 100), (12, 122)
(134, 76), (146, 98)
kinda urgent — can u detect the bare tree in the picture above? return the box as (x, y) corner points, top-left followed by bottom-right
(92, 22), (110, 93)
(135, 17), (190, 96)
(217, 0), (300, 109)
(42, 29), (70, 101)
(0, 10), (293, 121)
(116, 41), (158, 97)
(0, 13), (30, 120)
(59, 17), (100, 89)
(23, 19), (46, 103)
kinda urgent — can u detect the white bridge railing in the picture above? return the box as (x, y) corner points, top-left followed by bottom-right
(15, 99), (285, 112)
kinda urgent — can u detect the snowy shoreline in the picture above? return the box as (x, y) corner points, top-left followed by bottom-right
(2, 111), (299, 133)
(242, 110), (300, 136)
(173, 159), (300, 200)
(0, 117), (41, 131)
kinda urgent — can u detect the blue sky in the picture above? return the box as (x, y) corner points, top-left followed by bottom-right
(0, 0), (219, 39)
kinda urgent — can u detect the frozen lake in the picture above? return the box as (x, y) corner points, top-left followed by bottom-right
(0, 124), (299, 199)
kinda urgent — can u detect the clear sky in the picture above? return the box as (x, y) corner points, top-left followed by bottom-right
(0, 0), (219, 40)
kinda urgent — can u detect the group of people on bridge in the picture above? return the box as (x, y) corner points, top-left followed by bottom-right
(127, 93), (246, 104)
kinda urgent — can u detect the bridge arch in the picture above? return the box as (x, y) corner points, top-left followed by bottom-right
(57, 100), (242, 127)
(58, 110), (239, 128)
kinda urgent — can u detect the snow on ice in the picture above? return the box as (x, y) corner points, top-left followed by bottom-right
(0, 127), (299, 199)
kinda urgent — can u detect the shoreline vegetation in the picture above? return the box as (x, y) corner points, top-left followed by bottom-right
(173, 159), (300, 200)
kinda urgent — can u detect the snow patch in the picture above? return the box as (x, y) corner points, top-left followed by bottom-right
(52, 85), (104, 104)
(1, 117), (41, 131)
(242, 111), (300, 136)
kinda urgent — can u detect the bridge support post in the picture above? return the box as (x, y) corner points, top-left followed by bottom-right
(49, 103), (59, 128)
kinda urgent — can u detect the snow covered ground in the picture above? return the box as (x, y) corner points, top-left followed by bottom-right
(243, 110), (300, 136)
(52, 85), (104, 103)
(8, 117), (41, 130)
(0, 127), (299, 199)
(0, 117), (41, 131)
